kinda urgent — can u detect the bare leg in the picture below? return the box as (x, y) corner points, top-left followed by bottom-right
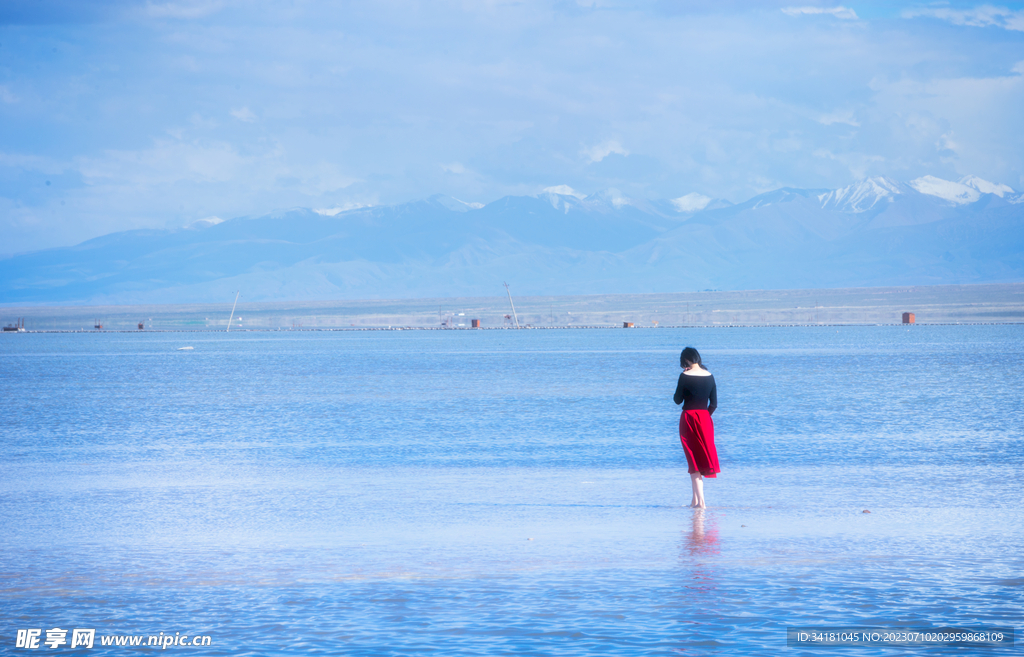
(689, 472), (705, 508)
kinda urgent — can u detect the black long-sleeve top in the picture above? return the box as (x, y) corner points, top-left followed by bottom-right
(673, 372), (717, 415)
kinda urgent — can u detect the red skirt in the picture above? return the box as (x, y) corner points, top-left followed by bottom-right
(679, 410), (720, 478)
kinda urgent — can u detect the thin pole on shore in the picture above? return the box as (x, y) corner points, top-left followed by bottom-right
(226, 291), (240, 332)
(504, 282), (520, 329)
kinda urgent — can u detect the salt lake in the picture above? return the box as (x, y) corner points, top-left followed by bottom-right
(1, 325), (1021, 654)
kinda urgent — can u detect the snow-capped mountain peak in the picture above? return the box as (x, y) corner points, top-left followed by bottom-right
(540, 185), (590, 213)
(428, 194), (484, 212)
(958, 175), (1015, 198)
(818, 177), (903, 213)
(909, 175), (981, 205)
(586, 188), (632, 209)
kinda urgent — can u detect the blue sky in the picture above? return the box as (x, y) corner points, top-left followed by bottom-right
(1, 0), (1023, 253)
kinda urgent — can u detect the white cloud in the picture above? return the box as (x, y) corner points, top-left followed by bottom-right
(867, 63), (1024, 180)
(670, 192), (711, 212)
(581, 140), (628, 163)
(0, 86), (18, 104)
(543, 185), (587, 199)
(782, 6), (858, 20)
(230, 107), (257, 122)
(0, 152), (65, 174)
(6, 1), (1024, 253)
(818, 108), (860, 127)
(78, 140), (248, 186)
(903, 6), (1024, 32)
(813, 149), (886, 180)
(938, 132), (959, 154)
(313, 201), (371, 216)
(146, 1), (226, 19)
(186, 215), (224, 227)
(592, 188), (631, 208)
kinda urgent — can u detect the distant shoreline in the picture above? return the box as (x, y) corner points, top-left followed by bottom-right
(5, 323), (1023, 335)
(3, 282), (1023, 331)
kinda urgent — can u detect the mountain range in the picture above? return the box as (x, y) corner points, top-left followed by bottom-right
(1, 175), (1022, 305)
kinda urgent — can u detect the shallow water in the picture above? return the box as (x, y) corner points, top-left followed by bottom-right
(1, 326), (1022, 655)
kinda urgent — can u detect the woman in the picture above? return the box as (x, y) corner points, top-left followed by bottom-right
(673, 347), (720, 508)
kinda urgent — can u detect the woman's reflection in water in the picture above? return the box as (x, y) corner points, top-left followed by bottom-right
(677, 508), (722, 635)
(684, 509), (720, 558)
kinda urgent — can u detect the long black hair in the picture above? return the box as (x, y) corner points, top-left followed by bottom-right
(680, 346), (705, 370)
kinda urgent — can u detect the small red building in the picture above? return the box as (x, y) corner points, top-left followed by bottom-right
(471, 319), (480, 328)
(902, 312), (915, 324)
